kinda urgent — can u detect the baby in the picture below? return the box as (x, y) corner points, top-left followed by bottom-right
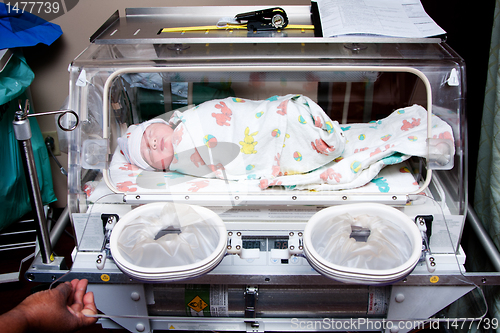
(118, 118), (174, 171)
(118, 95), (346, 180)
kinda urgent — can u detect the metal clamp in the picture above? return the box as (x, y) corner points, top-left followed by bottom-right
(244, 286), (259, 318)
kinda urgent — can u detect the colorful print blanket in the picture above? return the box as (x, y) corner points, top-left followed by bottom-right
(107, 98), (453, 194)
(167, 94), (346, 182)
(268, 103), (454, 191)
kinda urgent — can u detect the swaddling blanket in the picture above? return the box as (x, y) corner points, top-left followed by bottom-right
(168, 94), (346, 181)
(113, 97), (453, 192)
(166, 95), (453, 190)
(266, 103), (454, 191)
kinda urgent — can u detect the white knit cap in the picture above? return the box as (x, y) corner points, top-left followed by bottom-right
(117, 118), (169, 171)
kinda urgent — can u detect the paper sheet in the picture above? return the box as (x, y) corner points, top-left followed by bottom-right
(315, 0), (446, 38)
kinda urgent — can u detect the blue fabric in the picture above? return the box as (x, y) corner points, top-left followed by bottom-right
(0, 2), (62, 50)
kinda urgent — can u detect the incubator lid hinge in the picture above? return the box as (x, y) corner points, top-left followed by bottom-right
(415, 215), (436, 273)
(96, 214), (119, 270)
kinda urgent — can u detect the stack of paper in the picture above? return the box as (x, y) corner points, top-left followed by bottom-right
(314, 0), (446, 38)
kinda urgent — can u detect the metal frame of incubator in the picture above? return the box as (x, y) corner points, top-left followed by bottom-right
(19, 6), (500, 333)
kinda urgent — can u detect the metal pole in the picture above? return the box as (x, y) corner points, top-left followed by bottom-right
(12, 107), (53, 264)
(49, 206), (69, 246)
(467, 203), (500, 272)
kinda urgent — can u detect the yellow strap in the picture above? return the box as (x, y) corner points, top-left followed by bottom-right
(160, 24), (314, 33)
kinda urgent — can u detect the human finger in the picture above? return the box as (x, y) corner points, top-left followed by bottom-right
(54, 281), (73, 305)
(81, 291), (98, 325)
(70, 279), (89, 312)
(65, 279), (79, 305)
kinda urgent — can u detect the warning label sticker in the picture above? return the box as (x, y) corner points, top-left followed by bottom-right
(184, 285), (228, 317)
(188, 295), (208, 313)
(209, 285), (228, 317)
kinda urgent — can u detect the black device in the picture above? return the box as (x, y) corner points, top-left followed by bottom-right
(235, 7), (289, 31)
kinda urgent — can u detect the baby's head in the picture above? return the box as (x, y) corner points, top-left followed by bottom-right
(118, 118), (174, 171)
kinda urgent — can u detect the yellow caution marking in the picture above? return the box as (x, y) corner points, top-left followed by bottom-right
(160, 25), (314, 33)
(188, 295), (208, 312)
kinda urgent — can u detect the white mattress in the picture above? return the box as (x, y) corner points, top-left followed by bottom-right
(85, 154), (420, 202)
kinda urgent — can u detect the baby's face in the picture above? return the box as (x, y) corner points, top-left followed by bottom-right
(141, 122), (174, 170)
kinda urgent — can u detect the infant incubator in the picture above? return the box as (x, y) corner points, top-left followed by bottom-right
(24, 6), (494, 333)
